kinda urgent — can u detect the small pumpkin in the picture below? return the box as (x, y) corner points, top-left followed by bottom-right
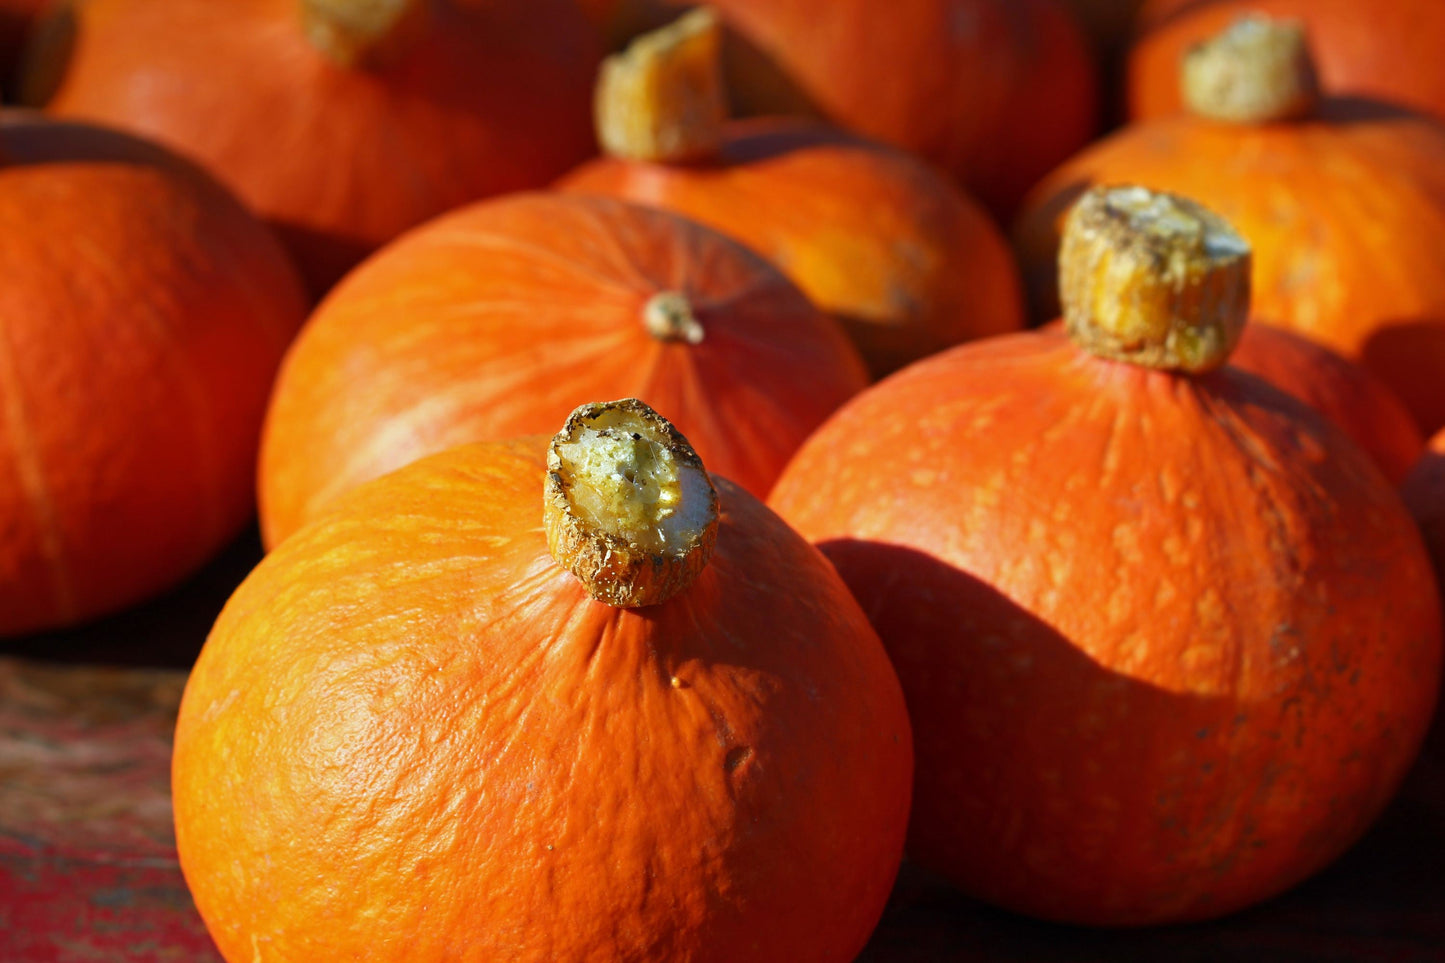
(560, 9), (1024, 378)
(0, 113), (307, 637)
(1014, 16), (1445, 433)
(658, 0), (1098, 218)
(259, 192), (868, 547)
(176, 399), (914, 962)
(1131, 0), (1445, 124)
(32, 0), (600, 296)
(771, 185), (1442, 925)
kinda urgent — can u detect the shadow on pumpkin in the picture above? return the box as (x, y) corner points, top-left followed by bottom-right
(1359, 318), (1445, 434)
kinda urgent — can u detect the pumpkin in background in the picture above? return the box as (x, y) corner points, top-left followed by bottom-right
(659, 0), (1098, 218)
(259, 192), (868, 547)
(177, 399), (914, 962)
(0, 0), (47, 87)
(0, 114), (307, 637)
(771, 186), (1442, 925)
(1130, 0), (1445, 123)
(31, 0), (600, 296)
(1014, 17), (1445, 433)
(559, 9), (1024, 377)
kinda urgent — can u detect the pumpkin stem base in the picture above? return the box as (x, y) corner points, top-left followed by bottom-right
(1182, 15), (1320, 123)
(300, 0), (432, 69)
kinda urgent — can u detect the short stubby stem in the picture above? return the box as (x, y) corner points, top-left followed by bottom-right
(594, 6), (728, 163)
(643, 291), (705, 344)
(545, 399), (719, 607)
(1059, 185), (1251, 373)
(1182, 15), (1320, 123)
(300, 0), (432, 69)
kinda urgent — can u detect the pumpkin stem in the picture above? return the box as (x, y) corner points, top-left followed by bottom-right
(300, 0), (432, 69)
(1181, 15), (1321, 123)
(1059, 185), (1251, 373)
(643, 291), (705, 344)
(594, 6), (728, 163)
(545, 399), (719, 608)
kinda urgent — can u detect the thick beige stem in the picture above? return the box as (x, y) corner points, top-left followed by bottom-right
(545, 399), (718, 608)
(301, 0), (432, 69)
(595, 6), (728, 163)
(1182, 15), (1320, 123)
(1059, 185), (1251, 373)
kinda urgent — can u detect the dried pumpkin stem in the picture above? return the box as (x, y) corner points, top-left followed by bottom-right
(595, 6), (728, 163)
(643, 291), (705, 344)
(1059, 185), (1251, 373)
(1182, 15), (1320, 123)
(300, 0), (432, 69)
(545, 399), (719, 607)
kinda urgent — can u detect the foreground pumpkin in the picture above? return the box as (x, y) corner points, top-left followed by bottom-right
(771, 185), (1442, 925)
(32, 0), (599, 295)
(1014, 16), (1445, 432)
(560, 9), (1023, 377)
(658, 0), (1098, 217)
(1131, 0), (1445, 124)
(0, 114), (307, 637)
(259, 192), (867, 546)
(175, 399), (914, 962)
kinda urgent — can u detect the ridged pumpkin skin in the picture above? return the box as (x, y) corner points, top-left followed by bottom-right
(561, 120), (1025, 378)
(38, 0), (600, 296)
(1130, 0), (1445, 124)
(259, 192), (868, 547)
(175, 438), (914, 963)
(769, 328), (1442, 925)
(668, 0), (1098, 217)
(0, 114), (306, 637)
(1012, 102), (1445, 433)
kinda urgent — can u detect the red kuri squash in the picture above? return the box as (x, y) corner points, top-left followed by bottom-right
(560, 9), (1024, 378)
(31, 0), (600, 296)
(176, 399), (914, 962)
(771, 185), (1442, 925)
(0, 113), (307, 636)
(1014, 17), (1445, 433)
(259, 192), (868, 547)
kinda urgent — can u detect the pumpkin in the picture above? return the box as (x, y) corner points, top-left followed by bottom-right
(0, 113), (307, 637)
(0, 0), (47, 87)
(258, 192), (868, 547)
(175, 398), (914, 962)
(559, 10), (1024, 378)
(32, 0), (600, 296)
(770, 185), (1442, 925)
(655, 0), (1098, 218)
(1014, 16), (1445, 433)
(1130, 0), (1445, 123)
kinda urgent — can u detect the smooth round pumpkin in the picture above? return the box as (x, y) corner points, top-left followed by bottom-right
(771, 186), (1442, 925)
(174, 405), (914, 962)
(1013, 28), (1445, 432)
(0, 113), (307, 637)
(659, 0), (1098, 218)
(259, 191), (868, 547)
(33, 0), (600, 296)
(1129, 0), (1445, 123)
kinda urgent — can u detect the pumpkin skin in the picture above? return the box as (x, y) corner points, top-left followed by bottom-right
(36, 0), (600, 296)
(174, 436), (914, 963)
(663, 0), (1098, 218)
(1129, 0), (1445, 123)
(769, 327), (1442, 925)
(0, 113), (307, 637)
(259, 192), (869, 547)
(1012, 101), (1445, 433)
(561, 119), (1026, 377)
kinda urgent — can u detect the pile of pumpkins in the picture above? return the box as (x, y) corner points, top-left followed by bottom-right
(3, 0), (1444, 959)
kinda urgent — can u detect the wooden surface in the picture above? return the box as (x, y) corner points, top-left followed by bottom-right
(2, 528), (1443, 962)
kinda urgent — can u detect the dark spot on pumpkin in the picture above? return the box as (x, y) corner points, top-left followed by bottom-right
(724, 745), (752, 775)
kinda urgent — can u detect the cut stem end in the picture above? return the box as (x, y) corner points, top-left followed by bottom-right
(1182, 15), (1320, 123)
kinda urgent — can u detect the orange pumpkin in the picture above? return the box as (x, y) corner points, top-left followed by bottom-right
(659, 0), (1098, 218)
(33, 0), (600, 296)
(559, 9), (1024, 378)
(1014, 17), (1445, 433)
(0, 113), (307, 637)
(175, 399), (914, 962)
(771, 186), (1442, 925)
(259, 192), (868, 547)
(1131, 0), (1445, 123)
